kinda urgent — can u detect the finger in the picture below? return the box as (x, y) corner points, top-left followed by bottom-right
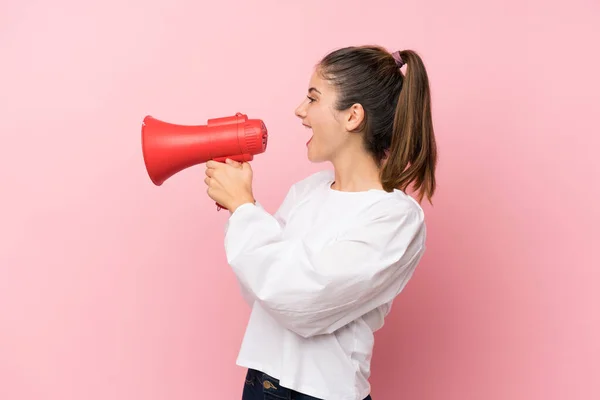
(225, 158), (241, 167)
(206, 160), (221, 169)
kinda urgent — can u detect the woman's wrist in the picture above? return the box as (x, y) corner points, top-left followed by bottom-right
(229, 195), (256, 214)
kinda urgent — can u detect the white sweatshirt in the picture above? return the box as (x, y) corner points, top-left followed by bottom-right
(223, 169), (427, 400)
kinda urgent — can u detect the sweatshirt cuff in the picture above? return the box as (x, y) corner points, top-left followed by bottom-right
(229, 201), (260, 219)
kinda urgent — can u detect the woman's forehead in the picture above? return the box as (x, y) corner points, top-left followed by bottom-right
(308, 70), (333, 94)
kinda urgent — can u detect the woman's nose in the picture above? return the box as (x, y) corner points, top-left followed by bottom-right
(295, 103), (306, 119)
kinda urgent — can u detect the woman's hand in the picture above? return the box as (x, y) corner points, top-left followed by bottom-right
(204, 159), (255, 212)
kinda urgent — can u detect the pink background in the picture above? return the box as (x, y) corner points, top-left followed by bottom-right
(1, 0), (599, 399)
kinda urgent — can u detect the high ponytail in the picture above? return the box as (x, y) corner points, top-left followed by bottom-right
(319, 46), (437, 203)
(381, 50), (437, 203)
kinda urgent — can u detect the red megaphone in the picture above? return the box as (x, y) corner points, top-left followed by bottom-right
(141, 112), (268, 210)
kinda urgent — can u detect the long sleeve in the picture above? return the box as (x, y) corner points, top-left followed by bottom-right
(227, 188), (298, 308)
(224, 192), (426, 338)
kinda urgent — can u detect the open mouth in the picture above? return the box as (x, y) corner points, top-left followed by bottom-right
(303, 124), (312, 145)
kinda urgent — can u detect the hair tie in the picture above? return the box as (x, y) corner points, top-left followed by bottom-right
(391, 51), (405, 68)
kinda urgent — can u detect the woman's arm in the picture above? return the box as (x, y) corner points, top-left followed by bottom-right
(224, 195), (426, 338)
(227, 184), (298, 308)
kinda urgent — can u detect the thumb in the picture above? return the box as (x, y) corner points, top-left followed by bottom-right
(225, 158), (240, 167)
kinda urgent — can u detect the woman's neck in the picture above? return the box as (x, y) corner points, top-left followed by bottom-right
(330, 149), (384, 192)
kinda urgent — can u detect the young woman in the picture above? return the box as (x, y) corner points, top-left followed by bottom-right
(204, 45), (437, 400)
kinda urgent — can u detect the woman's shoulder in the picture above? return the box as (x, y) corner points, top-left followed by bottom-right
(296, 169), (334, 185)
(289, 169), (334, 195)
(289, 169), (424, 213)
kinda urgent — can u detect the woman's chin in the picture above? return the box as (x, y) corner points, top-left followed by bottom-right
(307, 148), (317, 162)
(307, 149), (326, 163)
(306, 139), (328, 162)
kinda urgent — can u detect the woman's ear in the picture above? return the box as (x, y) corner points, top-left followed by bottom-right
(345, 103), (365, 132)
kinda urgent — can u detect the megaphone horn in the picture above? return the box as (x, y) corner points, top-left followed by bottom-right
(141, 112), (268, 209)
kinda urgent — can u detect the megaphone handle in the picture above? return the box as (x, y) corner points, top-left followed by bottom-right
(211, 154), (254, 211)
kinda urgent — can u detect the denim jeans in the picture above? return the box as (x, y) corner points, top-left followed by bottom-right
(241, 368), (373, 400)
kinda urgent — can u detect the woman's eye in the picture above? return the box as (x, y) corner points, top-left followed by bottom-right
(307, 96), (316, 103)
